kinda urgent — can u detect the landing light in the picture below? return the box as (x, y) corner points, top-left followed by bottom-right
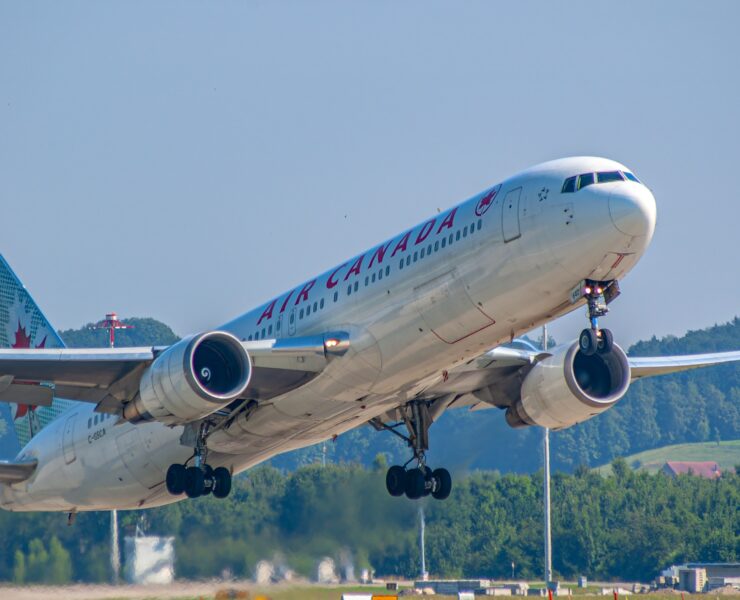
(325, 338), (340, 348)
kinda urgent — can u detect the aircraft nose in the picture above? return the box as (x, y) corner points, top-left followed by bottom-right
(608, 187), (657, 238)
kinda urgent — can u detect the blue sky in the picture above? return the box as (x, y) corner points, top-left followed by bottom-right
(1, 1), (738, 345)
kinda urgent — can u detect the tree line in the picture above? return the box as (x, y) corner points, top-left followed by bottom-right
(0, 460), (737, 584)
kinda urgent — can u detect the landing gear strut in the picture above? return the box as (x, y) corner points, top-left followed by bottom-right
(165, 422), (232, 499)
(372, 401), (452, 501)
(578, 280), (617, 356)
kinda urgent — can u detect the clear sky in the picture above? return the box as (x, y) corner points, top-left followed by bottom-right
(1, 1), (738, 346)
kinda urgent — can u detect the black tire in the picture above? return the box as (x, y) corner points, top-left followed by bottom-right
(385, 466), (406, 497)
(165, 464), (186, 495)
(598, 328), (614, 354)
(579, 328), (598, 356)
(184, 466), (205, 498)
(212, 467), (232, 499)
(201, 465), (214, 496)
(431, 468), (452, 500)
(405, 468), (426, 500)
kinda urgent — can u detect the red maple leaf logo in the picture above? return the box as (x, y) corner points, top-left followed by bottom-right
(12, 320), (47, 420)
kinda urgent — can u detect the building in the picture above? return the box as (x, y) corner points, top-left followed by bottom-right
(678, 567), (707, 593)
(662, 461), (722, 479)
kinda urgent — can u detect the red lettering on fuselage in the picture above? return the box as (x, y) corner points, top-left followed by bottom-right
(327, 263), (348, 289)
(367, 241), (392, 269)
(391, 231), (412, 257)
(295, 280), (317, 305)
(436, 208), (457, 233)
(279, 290), (295, 313)
(257, 300), (277, 325)
(415, 219), (436, 245)
(344, 255), (364, 280)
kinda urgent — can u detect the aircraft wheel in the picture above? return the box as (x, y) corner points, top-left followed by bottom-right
(579, 329), (598, 356)
(212, 467), (232, 499)
(385, 466), (406, 497)
(184, 466), (205, 498)
(598, 328), (614, 354)
(405, 468), (426, 500)
(165, 464), (186, 495)
(431, 468), (452, 500)
(201, 465), (214, 496)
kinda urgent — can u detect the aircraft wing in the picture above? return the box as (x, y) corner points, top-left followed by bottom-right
(0, 332), (348, 413)
(427, 344), (740, 411)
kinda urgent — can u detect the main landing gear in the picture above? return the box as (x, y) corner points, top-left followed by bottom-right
(578, 280), (618, 356)
(372, 401), (452, 501)
(165, 423), (232, 499)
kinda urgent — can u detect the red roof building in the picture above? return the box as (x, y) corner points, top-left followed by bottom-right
(662, 461), (722, 479)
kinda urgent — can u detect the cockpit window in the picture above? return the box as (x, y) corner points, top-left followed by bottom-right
(596, 171), (624, 183)
(563, 169), (642, 192)
(561, 176), (576, 193)
(577, 173), (595, 189)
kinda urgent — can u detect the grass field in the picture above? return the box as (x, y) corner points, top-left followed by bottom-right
(596, 440), (740, 475)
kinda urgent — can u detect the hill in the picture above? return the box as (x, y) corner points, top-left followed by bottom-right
(596, 440), (740, 475)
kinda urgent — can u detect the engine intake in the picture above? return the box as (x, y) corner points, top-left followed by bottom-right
(123, 331), (251, 424)
(505, 341), (630, 430)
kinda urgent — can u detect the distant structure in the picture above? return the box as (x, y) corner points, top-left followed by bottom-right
(124, 529), (175, 584)
(662, 461), (722, 479)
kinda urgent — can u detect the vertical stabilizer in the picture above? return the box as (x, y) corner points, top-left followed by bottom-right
(0, 255), (74, 451)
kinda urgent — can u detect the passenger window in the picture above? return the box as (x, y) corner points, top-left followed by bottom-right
(94, 415), (98, 426)
(385, 266), (390, 276)
(434, 241), (439, 251)
(413, 252), (418, 262)
(261, 328), (266, 337)
(562, 176), (576, 193)
(449, 234), (453, 244)
(300, 308), (305, 318)
(248, 335), (253, 341)
(306, 305), (311, 315)
(456, 231), (461, 241)
(290, 312), (295, 323)
(477, 220), (482, 230)
(427, 244), (432, 254)
(399, 260), (404, 269)
(372, 273), (376, 282)
(347, 286), (352, 296)
(254, 331), (259, 340)
(468, 223), (474, 235)
(578, 173), (595, 189)
(365, 276), (369, 286)
(268, 324), (273, 335)
(276, 320), (281, 330)
(442, 238), (447, 248)
(354, 281), (359, 291)
(463, 226), (468, 237)
(597, 171), (624, 183)
(406, 256), (411, 266)
(333, 291), (338, 302)
(378, 270), (383, 281)
(88, 418), (92, 428)
(313, 301), (318, 312)
(420, 248), (425, 258)
(320, 298), (325, 309)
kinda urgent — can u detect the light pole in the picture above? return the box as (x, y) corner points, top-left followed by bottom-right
(542, 324), (552, 586)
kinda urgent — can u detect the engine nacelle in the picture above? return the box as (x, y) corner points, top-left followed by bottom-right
(123, 331), (251, 425)
(505, 341), (630, 430)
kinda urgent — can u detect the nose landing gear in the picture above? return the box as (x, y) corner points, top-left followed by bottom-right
(372, 401), (453, 501)
(165, 422), (232, 499)
(578, 280), (618, 356)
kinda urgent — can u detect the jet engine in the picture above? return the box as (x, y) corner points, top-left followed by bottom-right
(505, 341), (630, 430)
(123, 331), (251, 425)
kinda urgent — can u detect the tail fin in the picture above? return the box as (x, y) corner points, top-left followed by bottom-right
(0, 254), (73, 453)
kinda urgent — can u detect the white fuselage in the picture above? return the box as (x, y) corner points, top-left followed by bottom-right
(1, 156), (656, 511)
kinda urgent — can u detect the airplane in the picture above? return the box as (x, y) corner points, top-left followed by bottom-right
(1, 156), (739, 514)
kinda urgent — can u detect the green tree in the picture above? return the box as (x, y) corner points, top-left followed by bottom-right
(47, 537), (72, 584)
(12, 549), (25, 583)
